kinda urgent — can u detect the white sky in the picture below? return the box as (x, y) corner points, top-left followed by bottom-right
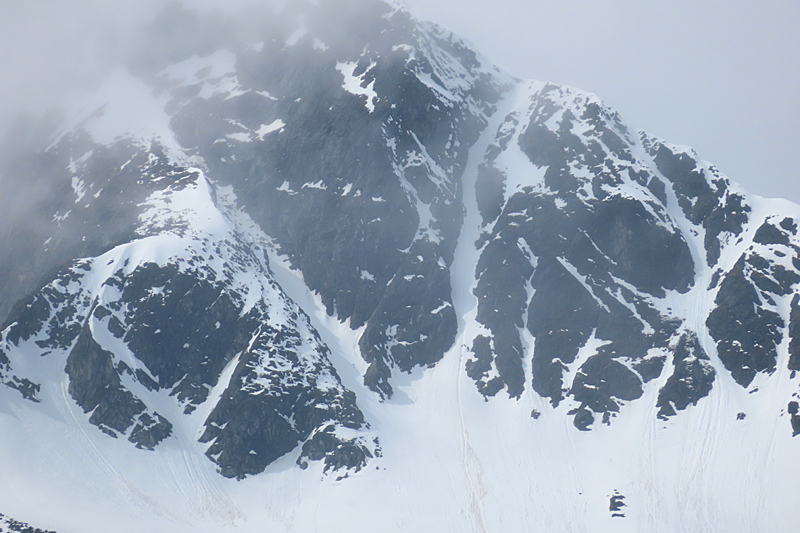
(404, 0), (800, 203)
(1, 0), (797, 203)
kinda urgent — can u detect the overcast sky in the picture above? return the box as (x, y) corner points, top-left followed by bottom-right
(404, 0), (800, 203)
(1, 0), (797, 203)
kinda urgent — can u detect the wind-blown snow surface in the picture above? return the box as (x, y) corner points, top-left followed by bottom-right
(2, 231), (798, 533)
(1, 1), (799, 531)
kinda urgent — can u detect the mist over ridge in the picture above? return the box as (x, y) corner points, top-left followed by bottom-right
(0, 2), (799, 532)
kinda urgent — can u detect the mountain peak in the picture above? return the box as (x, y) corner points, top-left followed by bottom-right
(1, 3), (798, 531)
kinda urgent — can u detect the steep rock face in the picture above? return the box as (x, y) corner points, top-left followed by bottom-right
(0, 513), (57, 533)
(158, 4), (508, 398)
(655, 332), (715, 419)
(0, 144), (374, 478)
(789, 293), (800, 373)
(463, 81), (800, 431)
(707, 252), (794, 387)
(65, 320), (173, 449)
(199, 322), (371, 477)
(648, 139), (800, 392)
(644, 136), (750, 266)
(467, 83), (699, 428)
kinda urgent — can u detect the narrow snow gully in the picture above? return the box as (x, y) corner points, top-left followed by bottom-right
(446, 81), (523, 533)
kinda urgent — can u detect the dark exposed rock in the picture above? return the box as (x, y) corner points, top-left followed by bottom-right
(644, 137), (751, 267)
(789, 401), (800, 437)
(708, 255), (787, 386)
(65, 321), (172, 447)
(570, 353), (643, 420)
(527, 257), (600, 406)
(656, 332), (715, 419)
(633, 355), (667, 383)
(167, 7), (505, 398)
(201, 386), (302, 478)
(111, 263), (256, 407)
(470, 232), (535, 399)
(0, 146), (374, 475)
(586, 195), (694, 296)
(4, 376), (41, 402)
(789, 294), (800, 372)
(572, 407), (595, 431)
(199, 324), (370, 479)
(299, 426), (374, 474)
(358, 245), (458, 398)
(465, 336), (493, 384)
(648, 143), (715, 224)
(754, 221), (791, 246)
(780, 217), (797, 234)
(701, 193), (750, 266)
(129, 412), (174, 450)
(467, 84), (704, 428)
(609, 490), (626, 518)
(0, 512), (57, 533)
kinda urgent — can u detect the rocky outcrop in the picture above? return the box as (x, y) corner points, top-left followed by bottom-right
(0, 149), (375, 477)
(3, 0), (800, 479)
(467, 83), (699, 429)
(0, 513), (57, 533)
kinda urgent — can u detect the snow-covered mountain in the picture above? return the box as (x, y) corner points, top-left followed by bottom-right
(1, 1), (798, 531)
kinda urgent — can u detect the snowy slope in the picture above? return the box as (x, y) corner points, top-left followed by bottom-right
(1, 1), (799, 531)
